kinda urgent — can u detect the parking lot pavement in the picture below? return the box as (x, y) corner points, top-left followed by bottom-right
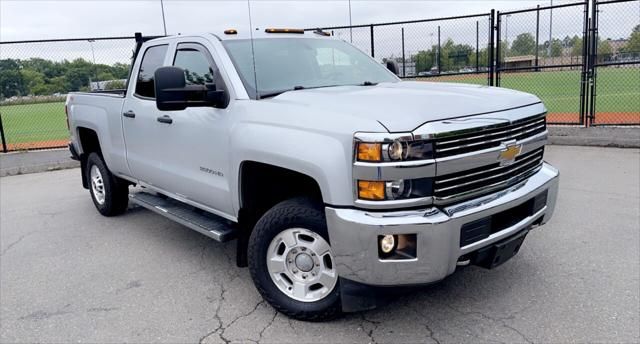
(1, 145), (638, 343)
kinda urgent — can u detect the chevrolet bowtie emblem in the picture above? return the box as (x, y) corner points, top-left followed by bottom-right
(498, 141), (522, 166)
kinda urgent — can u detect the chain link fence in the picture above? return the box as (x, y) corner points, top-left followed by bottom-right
(0, 37), (138, 151)
(496, 1), (590, 125)
(312, 13), (494, 85)
(590, 0), (640, 126)
(0, 1), (638, 152)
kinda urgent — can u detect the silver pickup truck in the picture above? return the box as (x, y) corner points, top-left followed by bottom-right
(66, 30), (559, 321)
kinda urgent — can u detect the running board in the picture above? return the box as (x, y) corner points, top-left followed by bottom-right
(129, 192), (236, 242)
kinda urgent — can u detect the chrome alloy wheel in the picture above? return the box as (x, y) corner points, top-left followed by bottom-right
(266, 228), (338, 302)
(90, 165), (106, 205)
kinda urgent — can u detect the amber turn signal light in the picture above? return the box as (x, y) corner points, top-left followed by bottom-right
(357, 143), (381, 162)
(358, 181), (385, 200)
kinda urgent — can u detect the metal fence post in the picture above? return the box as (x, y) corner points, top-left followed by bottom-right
(370, 25), (375, 57)
(588, 0), (599, 126)
(535, 5), (540, 71)
(0, 112), (8, 153)
(401, 27), (406, 77)
(437, 26), (441, 74)
(495, 11), (502, 87)
(488, 10), (495, 86)
(476, 21), (479, 72)
(579, 0), (591, 126)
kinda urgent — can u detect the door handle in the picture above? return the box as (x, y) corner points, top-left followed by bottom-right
(157, 115), (173, 124)
(123, 110), (136, 118)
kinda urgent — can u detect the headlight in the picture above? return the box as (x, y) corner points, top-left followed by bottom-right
(356, 140), (433, 162)
(358, 178), (432, 201)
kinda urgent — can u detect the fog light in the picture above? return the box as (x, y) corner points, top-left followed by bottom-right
(380, 235), (396, 254)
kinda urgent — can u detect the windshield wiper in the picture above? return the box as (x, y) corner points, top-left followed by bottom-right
(259, 85), (341, 99)
(360, 81), (378, 86)
(259, 89), (292, 99)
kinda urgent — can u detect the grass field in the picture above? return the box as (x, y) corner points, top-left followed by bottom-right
(423, 68), (640, 124)
(0, 68), (638, 150)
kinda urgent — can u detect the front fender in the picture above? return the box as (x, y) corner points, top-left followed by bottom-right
(229, 122), (354, 213)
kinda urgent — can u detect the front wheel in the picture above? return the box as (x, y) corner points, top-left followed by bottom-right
(248, 198), (341, 321)
(86, 152), (129, 216)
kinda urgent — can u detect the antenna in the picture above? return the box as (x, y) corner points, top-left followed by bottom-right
(160, 0), (168, 36)
(348, 0), (353, 43)
(247, 0), (259, 99)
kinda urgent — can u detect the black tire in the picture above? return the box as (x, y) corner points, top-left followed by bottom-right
(85, 152), (129, 216)
(248, 197), (342, 321)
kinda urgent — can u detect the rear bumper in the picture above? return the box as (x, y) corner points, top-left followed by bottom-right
(326, 162), (559, 286)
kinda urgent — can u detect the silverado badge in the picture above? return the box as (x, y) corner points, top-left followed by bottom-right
(498, 140), (522, 166)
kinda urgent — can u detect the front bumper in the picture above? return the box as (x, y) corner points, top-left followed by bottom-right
(326, 162), (559, 286)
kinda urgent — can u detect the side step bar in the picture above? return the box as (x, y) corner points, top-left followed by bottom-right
(129, 192), (236, 242)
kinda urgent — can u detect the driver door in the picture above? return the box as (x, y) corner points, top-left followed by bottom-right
(151, 42), (234, 216)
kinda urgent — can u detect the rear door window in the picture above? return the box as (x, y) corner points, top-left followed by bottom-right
(135, 44), (168, 99)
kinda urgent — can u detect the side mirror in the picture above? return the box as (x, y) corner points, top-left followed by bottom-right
(154, 66), (227, 111)
(386, 60), (399, 75)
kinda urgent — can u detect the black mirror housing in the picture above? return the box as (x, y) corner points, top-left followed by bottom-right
(155, 66), (188, 111)
(154, 66), (228, 111)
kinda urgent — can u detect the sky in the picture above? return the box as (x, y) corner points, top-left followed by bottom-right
(1, 0), (638, 64)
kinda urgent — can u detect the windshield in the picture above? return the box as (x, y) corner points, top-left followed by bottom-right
(222, 38), (398, 99)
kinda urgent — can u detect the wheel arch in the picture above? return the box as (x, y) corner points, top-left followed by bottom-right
(235, 160), (325, 267)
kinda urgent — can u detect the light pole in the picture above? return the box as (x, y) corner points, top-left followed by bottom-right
(88, 39), (98, 89)
(548, 0), (553, 57)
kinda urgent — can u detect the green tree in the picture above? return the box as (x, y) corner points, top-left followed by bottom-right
(620, 24), (640, 53)
(510, 33), (536, 56)
(0, 59), (27, 98)
(110, 63), (131, 79)
(97, 72), (116, 81)
(549, 39), (563, 57)
(571, 35), (584, 56)
(20, 69), (47, 95)
(105, 80), (126, 90)
(48, 76), (67, 94)
(598, 39), (613, 57)
(412, 49), (435, 73)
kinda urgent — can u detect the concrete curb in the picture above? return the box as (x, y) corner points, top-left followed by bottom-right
(0, 149), (80, 177)
(548, 126), (640, 148)
(1, 127), (638, 177)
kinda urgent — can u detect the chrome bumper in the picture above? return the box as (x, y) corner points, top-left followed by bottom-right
(326, 162), (559, 286)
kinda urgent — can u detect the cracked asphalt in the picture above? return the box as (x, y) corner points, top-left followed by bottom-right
(1, 145), (639, 343)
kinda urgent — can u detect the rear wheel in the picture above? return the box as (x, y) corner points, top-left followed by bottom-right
(248, 198), (341, 321)
(86, 153), (129, 216)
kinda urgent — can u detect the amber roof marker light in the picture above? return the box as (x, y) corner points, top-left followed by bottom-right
(265, 28), (305, 34)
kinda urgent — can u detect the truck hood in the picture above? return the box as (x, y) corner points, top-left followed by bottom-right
(266, 81), (542, 132)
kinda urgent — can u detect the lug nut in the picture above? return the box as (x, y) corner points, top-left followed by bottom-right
(301, 247), (306, 251)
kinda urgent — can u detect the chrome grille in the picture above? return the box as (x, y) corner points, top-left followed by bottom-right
(434, 147), (544, 203)
(434, 115), (546, 158)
